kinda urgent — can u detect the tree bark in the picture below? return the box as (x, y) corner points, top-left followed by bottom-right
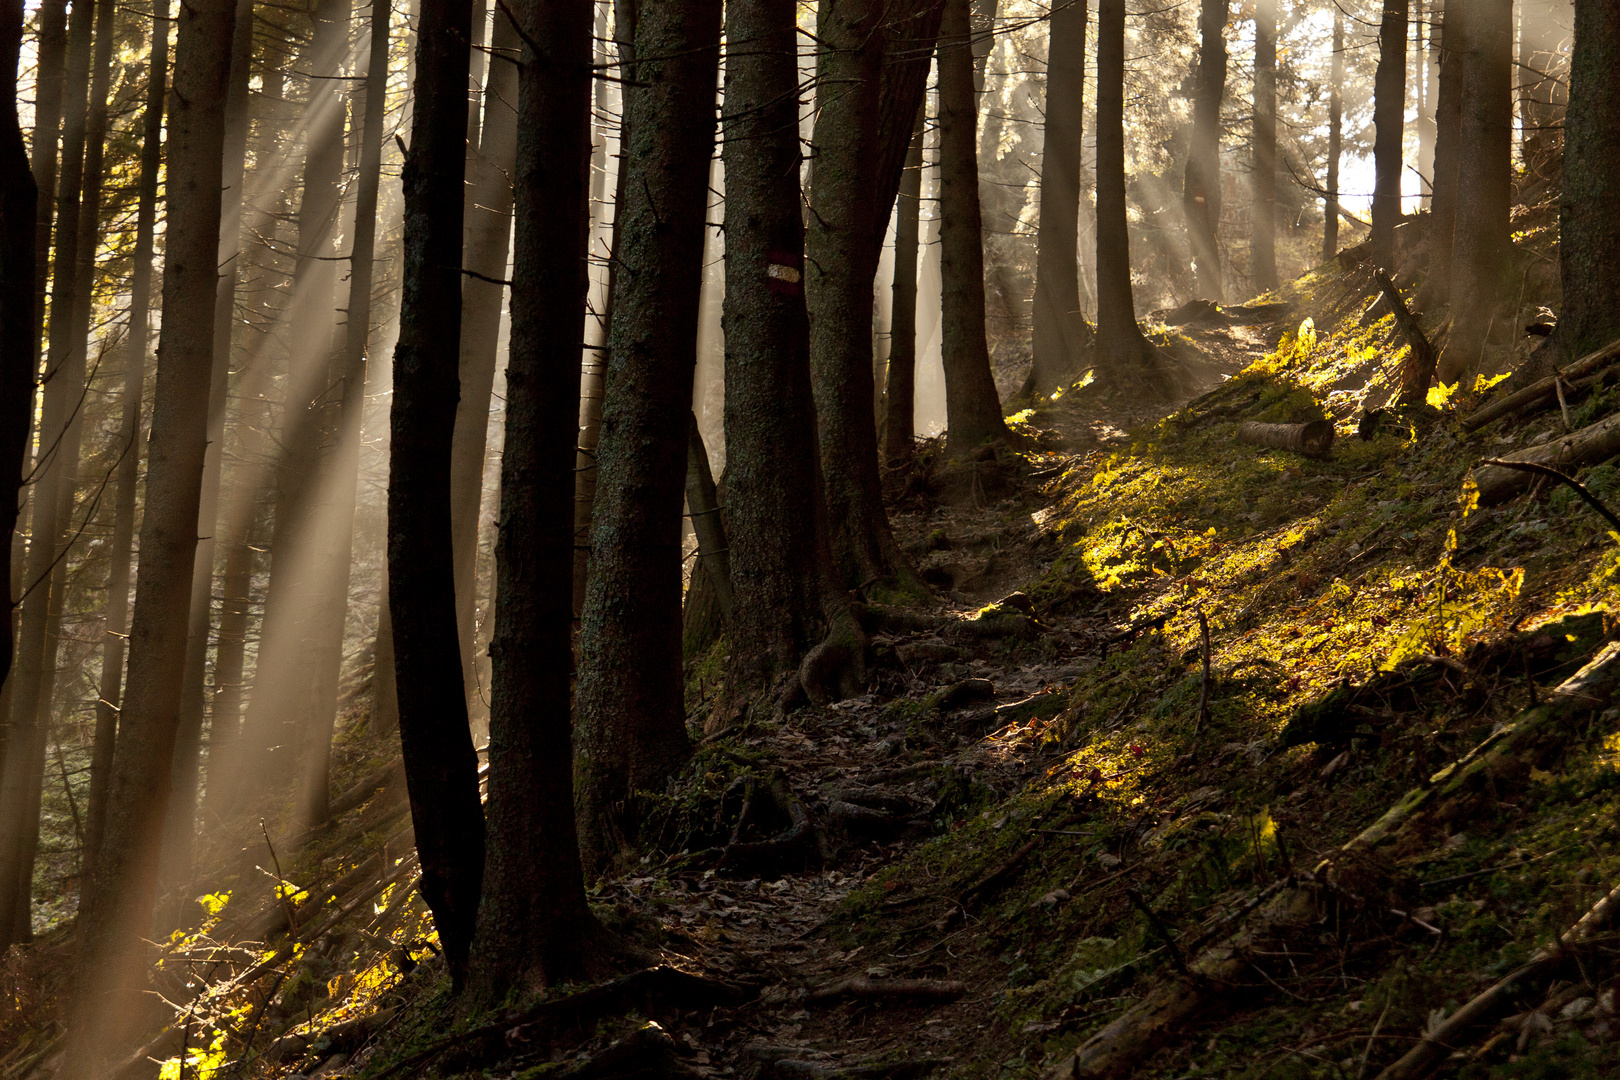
(884, 109), (924, 464)
(937, 0), (1010, 455)
(1184, 0), (1227, 303)
(450, 8), (520, 720)
(1438, 0), (1512, 383)
(685, 416), (732, 621)
(806, 0), (918, 589)
(1096, 0), (1156, 382)
(574, 0), (720, 873)
(1416, 0), (1437, 205)
(61, 0), (238, 1063)
(1372, 0), (1408, 270)
(1252, 0), (1278, 292)
(1027, 0), (1089, 398)
(1420, 0), (1464, 311)
(1322, 7), (1342, 261)
(1556, 0), (1620, 362)
(27, 0), (66, 378)
(86, 0), (169, 884)
(389, 0), (488, 989)
(465, 0), (612, 1003)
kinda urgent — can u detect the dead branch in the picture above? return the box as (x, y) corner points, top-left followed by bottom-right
(765, 1056), (952, 1079)
(961, 837), (1039, 906)
(806, 976), (967, 1003)
(1237, 420), (1335, 458)
(1373, 269), (1437, 405)
(1477, 459), (1620, 533)
(1461, 335), (1620, 433)
(1471, 412), (1620, 504)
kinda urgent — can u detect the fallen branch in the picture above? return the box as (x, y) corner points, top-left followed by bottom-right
(1237, 420), (1335, 458)
(1461, 336), (1620, 433)
(1477, 459), (1620, 533)
(555, 1022), (696, 1080)
(961, 837), (1039, 906)
(1470, 411), (1620, 504)
(767, 1057), (952, 1079)
(807, 976), (967, 1003)
(1373, 269), (1437, 406)
(1373, 881), (1620, 1080)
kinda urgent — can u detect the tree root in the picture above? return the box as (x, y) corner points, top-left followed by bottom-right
(554, 1021), (701, 1080)
(806, 977), (966, 1003)
(751, 1051), (952, 1080)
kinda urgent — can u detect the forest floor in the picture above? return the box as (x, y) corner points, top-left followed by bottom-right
(10, 218), (1620, 1080)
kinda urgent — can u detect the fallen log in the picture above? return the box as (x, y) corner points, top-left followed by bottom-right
(1374, 269), (1438, 406)
(1236, 420), (1335, 458)
(767, 1056), (952, 1079)
(1461, 335), (1620, 433)
(806, 976), (966, 1003)
(1468, 410), (1620, 504)
(1040, 643), (1620, 1080)
(1373, 881), (1620, 1080)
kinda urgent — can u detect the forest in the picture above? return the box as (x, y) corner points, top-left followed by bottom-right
(2, 0), (1620, 1076)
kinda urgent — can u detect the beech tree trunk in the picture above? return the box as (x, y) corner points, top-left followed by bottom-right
(388, 0), (488, 989)
(1439, 0), (1512, 383)
(86, 0), (168, 882)
(450, 8), (520, 719)
(1184, 0), (1227, 303)
(574, 0), (720, 873)
(466, 0), (611, 1002)
(1372, 0), (1408, 270)
(1252, 0), (1278, 292)
(1027, 0), (1088, 397)
(937, 0), (1010, 455)
(884, 110), (924, 465)
(1556, 0), (1620, 362)
(61, 0), (239, 1062)
(1323, 8), (1342, 261)
(1096, 0), (1156, 381)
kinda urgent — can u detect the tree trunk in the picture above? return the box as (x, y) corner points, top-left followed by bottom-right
(806, 0), (917, 589)
(86, 0), (168, 883)
(1416, 0), (1437, 206)
(1096, 0), (1156, 381)
(61, 0), (238, 1062)
(685, 416), (732, 621)
(884, 109), (924, 465)
(0, 0), (102, 945)
(1372, 0), (1408, 270)
(1323, 7), (1342, 261)
(28, 0), (66, 378)
(1184, 0), (1227, 303)
(450, 8), (520, 721)
(388, 0), (488, 989)
(1438, 0), (1512, 383)
(720, 0), (849, 695)
(574, 0), (720, 873)
(1420, 0), (1465, 310)
(1252, 0), (1278, 292)
(465, 0), (613, 1003)
(1027, 0), (1088, 397)
(937, 0), (1010, 455)
(1556, 0), (1620, 362)
(871, 0), (946, 268)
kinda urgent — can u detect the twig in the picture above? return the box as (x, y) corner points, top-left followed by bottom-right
(1125, 887), (1188, 975)
(260, 821), (297, 935)
(1479, 459), (1620, 534)
(1357, 999), (1392, 1080)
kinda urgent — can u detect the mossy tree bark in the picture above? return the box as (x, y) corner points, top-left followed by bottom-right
(1252, 0), (1278, 292)
(937, 0), (1010, 455)
(574, 0), (721, 873)
(884, 110), (925, 465)
(1371, 0), (1408, 270)
(1438, 0), (1512, 383)
(388, 0), (488, 989)
(1556, 0), (1620, 362)
(1095, 0), (1156, 382)
(1027, 0), (1089, 398)
(61, 0), (238, 1060)
(1183, 0), (1227, 303)
(466, 0), (615, 1002)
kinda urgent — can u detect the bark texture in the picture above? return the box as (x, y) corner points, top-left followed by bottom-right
(388, 0), (488, 988)
(1252, 0), (1278, 292)
(937, 0), (1009, 455)
(1421, 0), (1463, 310)
(1322, 8), (1342, 261)
(1371, 0), (1408, 270)
(1095, 0), (1156, 381)
(884, 110), (925, 464)
(1184, 0), (1227, 303)
(574, 0), (721, 872)
(1557, 0), (1620, 361)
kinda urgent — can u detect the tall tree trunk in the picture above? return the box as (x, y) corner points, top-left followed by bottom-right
(806, 0), (915, 589)
(159, 0), (253, 908)
(1420, 0), (1464, 310)
(1323, 7), (1343, 261)
(1096, 0), (1155, 381)
(1184, 0), (1227, 302)
(86, 0), (169, 882)
(28, 0), (66, 379)
(1027, 0), (1089, 396)
(937, 0), (1009, 454)
(1416, 0), (1437, 205)
(1252, 0), (1278, 292)
(574, 0), (720, 873)
(884, 109), (925, 465)
(450, 9), (520, 720)
(1557, 0), (1620, 361)
(871, 0), (946, 267)
(1372, 0), (1408, 270)
(0, 0), (37, 700)
(389, 0), (487, 989)
(466, 0), (612, 1002)
(0, 0), (103, 945)
(1438, 0), (1512, 383)
(61, 0), (239, 1061)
